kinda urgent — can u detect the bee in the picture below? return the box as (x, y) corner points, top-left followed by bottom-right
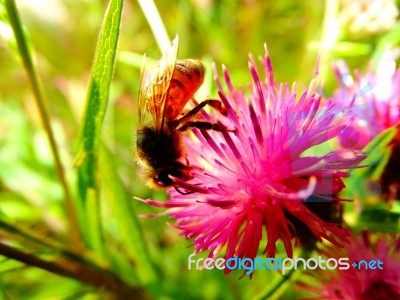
(135, 36), (229, 191)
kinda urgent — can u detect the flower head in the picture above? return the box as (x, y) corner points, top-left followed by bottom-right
(297, 231), (400, 300)
(330, 49), (400, 149)
(330, 50), (400, 201)
(142, 45), (365, 263)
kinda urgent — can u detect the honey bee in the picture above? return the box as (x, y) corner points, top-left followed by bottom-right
(136, 36), (229, 191)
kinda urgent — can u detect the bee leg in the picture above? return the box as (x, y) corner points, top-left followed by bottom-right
(178, 121), (236, 133)
(174, 187), (194, 195)
(172, 99), (227, 128)
(197, 99), (228, 116)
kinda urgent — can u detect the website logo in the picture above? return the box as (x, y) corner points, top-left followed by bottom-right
(188, 254), (383, 275)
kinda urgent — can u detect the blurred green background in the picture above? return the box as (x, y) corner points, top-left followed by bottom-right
(0, 0), (399, 299)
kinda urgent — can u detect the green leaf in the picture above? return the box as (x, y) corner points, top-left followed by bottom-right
(357, 126), (397, 180)
(118, 51), (155, 69)
(74, 0), (124, 252)
(342, 126), (398, 201)
(4, 0), (81, 250)
(308, 41), (371, 57)
(100, 147), (157, 284)
(356, 205), (400, 233)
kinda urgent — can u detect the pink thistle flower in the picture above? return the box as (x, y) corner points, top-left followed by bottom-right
(140, 45), (365, 263)
(330, 50), (400, 201)
(330, 49), (400, 150)
(297, 231), (400, 300)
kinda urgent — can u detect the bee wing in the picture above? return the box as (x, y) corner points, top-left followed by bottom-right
(138, 36), (179, 131)
(138, 54), (148, 126)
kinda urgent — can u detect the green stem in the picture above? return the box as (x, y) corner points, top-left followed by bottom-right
(319, 0), (340, 80)
(0, 243), (149, 299)
(253, 250), (311, 300)
(5, 0), (82, 251)
(0, 219), (99, 267)
(137, 0), (171, 52)
(254, 268), (296, 300)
